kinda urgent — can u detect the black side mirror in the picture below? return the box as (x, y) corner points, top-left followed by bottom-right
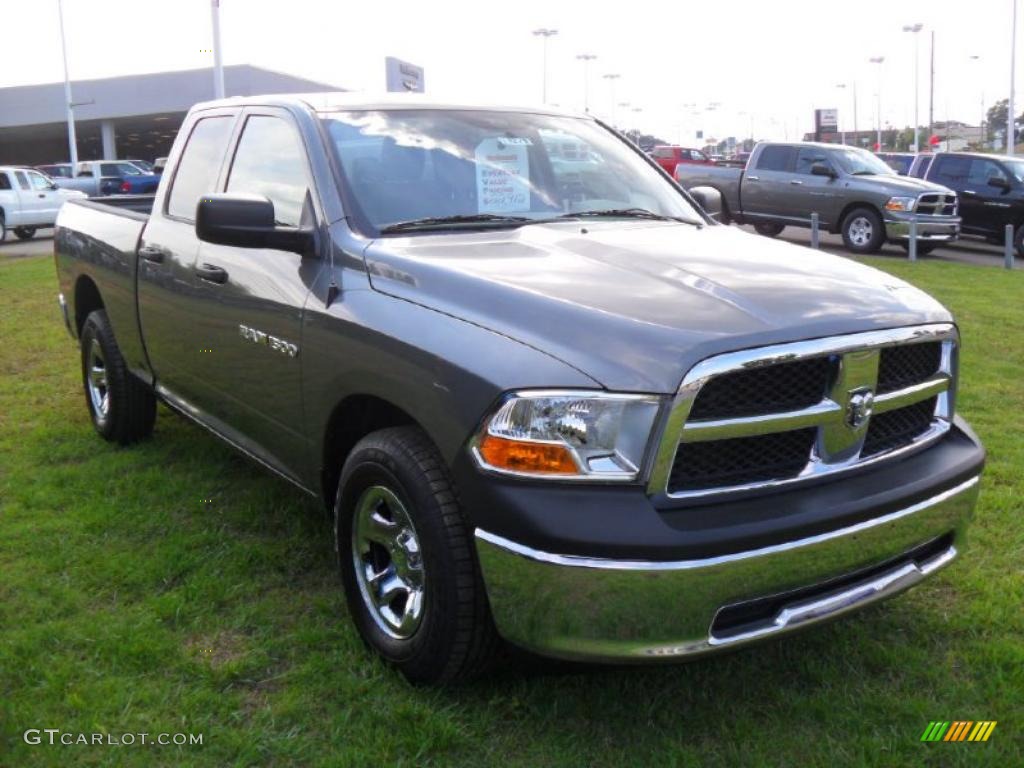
(811, 162), (835, 178)
(988, 175), (1011, 191)
(196, 193), (315, 254)
(688, 185), (723, 220)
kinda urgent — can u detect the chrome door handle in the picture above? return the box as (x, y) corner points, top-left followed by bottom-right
(747, 175), (760, 181)
(963, 189), (976, 195)
(790, 179), (803, 185)
(139, 245), (166, 264)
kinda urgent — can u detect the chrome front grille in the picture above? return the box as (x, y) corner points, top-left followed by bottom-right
(649, 325), (958, 500)
(916, 193), (958, 217)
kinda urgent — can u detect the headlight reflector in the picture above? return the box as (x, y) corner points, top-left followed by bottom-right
(885, 196), (917, 212)
(473, 391), (662, 480)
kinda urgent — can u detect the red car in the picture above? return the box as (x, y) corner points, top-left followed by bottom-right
(649, 145), (714, 175)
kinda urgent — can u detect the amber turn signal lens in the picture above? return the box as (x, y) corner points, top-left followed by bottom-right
(477, 434), (579, 475)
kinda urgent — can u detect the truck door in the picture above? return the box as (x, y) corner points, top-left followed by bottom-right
(189, 110), (316, 480)
(928, 155), (978, 233)
(741, 145), (797, 222)
(790, 147), (842, 228)
(965, 157), (1014, 236)
(137, 111), (237, 408)
(26, 170), (63, 223)
(12, 170), (45, 226)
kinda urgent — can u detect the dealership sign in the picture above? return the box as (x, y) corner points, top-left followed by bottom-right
(385, 57), (425, 93)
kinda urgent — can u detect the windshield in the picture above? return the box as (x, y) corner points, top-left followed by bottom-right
(321, 109), (702, 233)
(832, 148), (896, 176)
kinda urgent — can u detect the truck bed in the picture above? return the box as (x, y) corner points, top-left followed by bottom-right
(674, 164), (743, 218)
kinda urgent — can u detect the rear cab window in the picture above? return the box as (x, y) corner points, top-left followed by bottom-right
(930, 155), (971, 188)
(755, 145), (796, 172)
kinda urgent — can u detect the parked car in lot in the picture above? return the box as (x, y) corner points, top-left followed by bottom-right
(35, 163), (99, 196)
(876, 152), (916, 175)
(54, 94), (984, 684)
(650, 145), (714, 175)
(910, 151), (1024, 256)
(75, 161), (160, 194)
(0, 166), (86, 241)
(676, 142), (961, 254)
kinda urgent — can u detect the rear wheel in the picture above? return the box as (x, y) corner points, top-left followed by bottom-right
(80, 309), (156, 444)
(840, 207), (885, 254)
(0, 211), (6, 242)
(753, 222), (785, 237)
(335, 426), (498, 685)
(13, 226), (36, 241)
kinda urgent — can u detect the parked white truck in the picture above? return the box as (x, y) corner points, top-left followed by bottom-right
(0, 167), (86, 241)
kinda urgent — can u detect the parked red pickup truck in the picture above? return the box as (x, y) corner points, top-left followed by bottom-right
(650, 145), (714, 175)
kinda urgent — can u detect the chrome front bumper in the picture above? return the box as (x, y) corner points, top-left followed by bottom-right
(475, 475), (980, 663)
(885, 215), (960, 242)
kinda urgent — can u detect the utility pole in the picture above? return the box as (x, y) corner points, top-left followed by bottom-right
(576, 54), (597, 113)
(971, 55), (985, 148)
(532, 28), (558, 104)
(211, 0), (225, 98)
(903, 23), (923, 152)
(57, 0), (78, 168)
(870, 56), (885, 150)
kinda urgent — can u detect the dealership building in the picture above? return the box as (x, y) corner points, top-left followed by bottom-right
(0, 65), (341, 166)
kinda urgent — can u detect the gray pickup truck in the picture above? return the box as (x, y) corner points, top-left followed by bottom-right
(54, 94), (984, 684)
(676, 142), (961, 255)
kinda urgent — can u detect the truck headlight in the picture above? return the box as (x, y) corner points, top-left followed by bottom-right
(885, 196), (917, 212)
(473, 391), (662, 480)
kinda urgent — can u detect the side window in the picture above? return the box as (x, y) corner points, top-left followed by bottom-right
(0, 173), (11, 191)
(692, 150), (708, 162)
(756, 146), (796, 172)
(968, 159), (1008, 187)
(931, 156), (971, 187)
(653, 148), (674, 159)
(14, 171), (29, 190)
(795, 148), (830, 174)
(28, 171), (51, 191)
(166, 116), (234, 220)
(226, 115), (309, 228)
(100, 163), (120, 176)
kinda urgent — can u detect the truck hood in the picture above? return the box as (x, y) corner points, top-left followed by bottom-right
(864, 174), (953, 196)
(363, 221), (952, 392)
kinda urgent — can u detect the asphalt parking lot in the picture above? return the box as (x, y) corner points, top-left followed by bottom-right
(2, 225), (1018, 271)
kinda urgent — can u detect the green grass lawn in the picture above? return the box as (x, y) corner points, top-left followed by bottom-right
(1, 254), (1021, 767)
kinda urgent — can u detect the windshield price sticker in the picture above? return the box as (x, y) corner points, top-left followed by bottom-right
(475, 138), (531, 213)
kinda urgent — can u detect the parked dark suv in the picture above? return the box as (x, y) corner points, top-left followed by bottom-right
(912, 152), (1024, 255)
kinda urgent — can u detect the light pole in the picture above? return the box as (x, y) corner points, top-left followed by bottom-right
(532, 28), (558, 104)
(56, 0), (78, 168)
(576, 54), (597, 112)
(970, 55), (985, 148)
(211, 0), (225, 98)
(836, 83), (858, 144)
(1010, 0), (1018, 155)
(602, 73), (620, 126)
(870, 56), (885, 150)
(903, 24), (923, 152)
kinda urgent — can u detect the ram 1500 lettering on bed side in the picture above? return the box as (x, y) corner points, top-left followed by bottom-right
(54, 94), (985, 684)
(675, 141), (961, 255)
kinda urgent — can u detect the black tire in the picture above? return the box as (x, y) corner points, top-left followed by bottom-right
(13, 226), (36, 241)
(1014, 224), (1024, 259)
(840, 207), (885, 254)
(753, 222), (785, 237)
(80, 309), (156, 444)
(335, 426), (498, 685)
(0, 210), (6, 243)
(898, 242), (937, 256)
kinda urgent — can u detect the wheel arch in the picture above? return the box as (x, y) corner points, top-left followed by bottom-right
(73, 274), (105, 337)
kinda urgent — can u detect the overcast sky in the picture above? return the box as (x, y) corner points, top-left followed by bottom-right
(4, 0), (1020, 143)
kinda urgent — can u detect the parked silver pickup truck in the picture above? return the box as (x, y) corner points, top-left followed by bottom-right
(676, 142), (961, 255)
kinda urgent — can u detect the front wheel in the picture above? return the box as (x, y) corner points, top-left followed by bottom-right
(840, 207), (885, 254)
(13, 226), (36, 241)
(753, 222), (785, 237)
(335, 426), (498, 685)
(80, 309), (156, 444)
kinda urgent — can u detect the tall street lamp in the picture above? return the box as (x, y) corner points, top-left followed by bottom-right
(576, 54), (597, 112)
(970, 55), (986, 148)
(57, 0), (78, 168)
(211, 0), (225, 99)
(532, 28), (558, 104)
(836, 83), (858, 145)
(602, 73), (621, 126)
(869, 56), (885, 150)
(903, 23), (924, 152)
